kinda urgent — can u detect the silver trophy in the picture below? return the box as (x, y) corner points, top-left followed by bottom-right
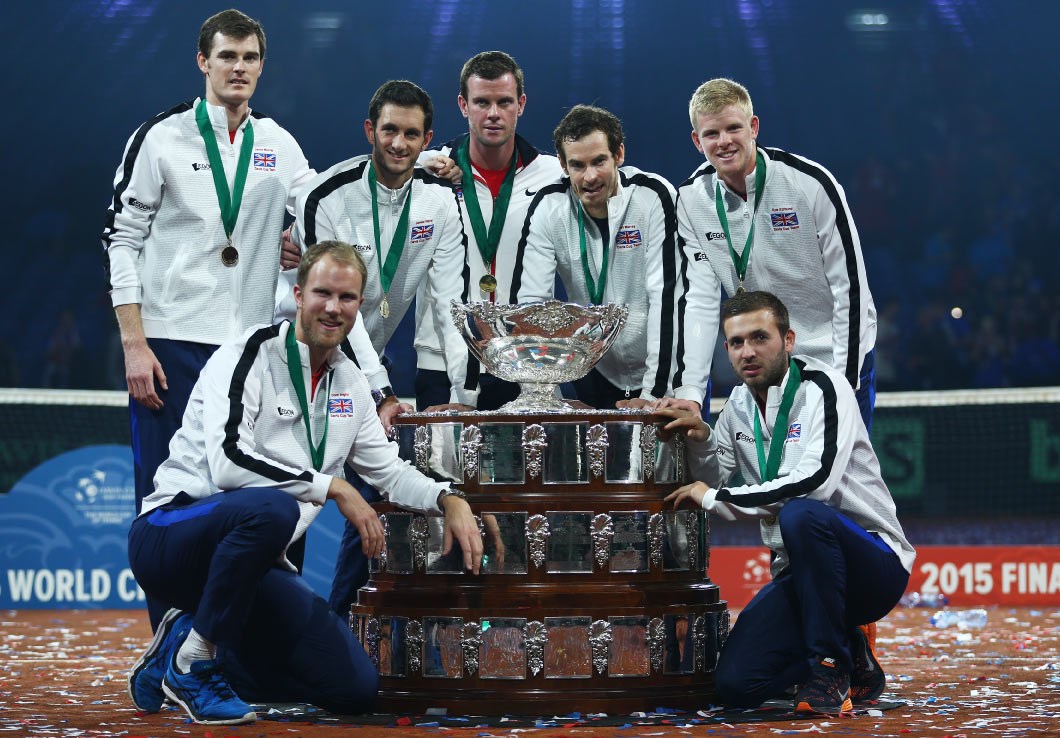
(451, 300), (628, 412)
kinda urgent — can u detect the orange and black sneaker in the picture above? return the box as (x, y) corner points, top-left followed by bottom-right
(794, 657), (853, 716)
(850, 623), (885, 702)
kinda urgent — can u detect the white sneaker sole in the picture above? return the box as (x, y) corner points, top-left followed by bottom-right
(162, 679), (257, 726)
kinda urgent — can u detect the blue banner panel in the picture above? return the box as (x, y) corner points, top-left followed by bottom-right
(0, 444), (345, 609)
(0, 445), (143, 608)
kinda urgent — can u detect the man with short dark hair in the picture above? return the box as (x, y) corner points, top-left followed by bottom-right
(127, 241), (482, 726)
(103, 8), (315, 629)
(657, 290), (912, 716)
(674, 78), (878, 429)
(418, 51), (562, 411)
(509, 104), (683, 409)
(276, 79), (472, 425)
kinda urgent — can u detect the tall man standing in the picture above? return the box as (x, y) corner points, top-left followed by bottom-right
(418, 51), (562, 411)
(673, 78), (878, 429)
(127, 241), (482, 726)
(509, 105), (683, 409)
(102, 9), (314, 628)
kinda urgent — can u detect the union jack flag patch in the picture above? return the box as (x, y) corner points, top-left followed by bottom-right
(770, 209), (799, 230)
(253, 150), (276, 170)
(616, 226), (642, 248)
(410, 222), (435, 243)
(787, 423), (802, 440)
(329, 397), (353, 415)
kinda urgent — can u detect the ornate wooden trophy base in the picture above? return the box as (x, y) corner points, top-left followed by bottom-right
(350, 410), (728, 714)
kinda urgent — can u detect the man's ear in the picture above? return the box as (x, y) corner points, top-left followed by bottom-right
(784, 328), (795, 353)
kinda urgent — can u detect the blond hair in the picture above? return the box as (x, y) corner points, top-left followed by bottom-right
(688, 78), (753, 127)
(297, 240), (367, 292)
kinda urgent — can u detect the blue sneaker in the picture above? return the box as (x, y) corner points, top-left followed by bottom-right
(163, 659), (257, 725)
(128, 608), (193, 712)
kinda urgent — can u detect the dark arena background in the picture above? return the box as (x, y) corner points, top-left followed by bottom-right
(1, 1), (1058, 735)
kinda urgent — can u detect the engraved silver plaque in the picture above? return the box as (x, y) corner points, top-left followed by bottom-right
(591, 513), (614, 570)
(525, 620), (547, 677)
(365, 617), (381, 668)
(719, 609), (730, 651)
(686, 510), (700, 573)
(654, 435), (681, 483)
(608, 616), (649, 677)
(378, 616), (408, 677)
(479, 423), (525, 484)
(546, 512), (593, 573)
(648, 512), (664, 569)
(426, 422), (463, 483)
(604, 422), (643, 483)
(414, 425), (430, 473)
(648, 617), (665, 673)
(542, 422), (589, 484)
(479, 618), (527, 680)
(411, 515), (429, 573)
(693, 615), (706, 673)
(590, 619), (613, 675)
(526, 514), (550, 569)
(423, 617), (464, 678)
(675, 435), (686, 482)
(460, 425), (482, 480)
(586, 424), (608, 479)
(377, 512), (415, 575)
(544, 616), (591, 679)
(451, 300), (629, 412)
(640, 423), (658, 481)
(663, 510), (694, 571)
(426, 516), (466, 574)
(482, 512), (528, 574)
(373, 513), (389, 573)
(663, 614), (694, 674)
(522, 424), (547, 479)
(462, 621), (482, 676)
(407, 619), (424, 675)
(702, 512), (711, 573)
(609, 511), (650, 573)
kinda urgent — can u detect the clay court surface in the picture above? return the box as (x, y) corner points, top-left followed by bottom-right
(3, 606), (1058, 737)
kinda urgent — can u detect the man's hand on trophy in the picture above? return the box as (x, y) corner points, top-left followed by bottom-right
(652, 398), (711, 443)
(440, 495), (484, 575)
(377, 395), (414, 435)
(664, 481), (710, 510)
(616, 397), (653, 410)
(424, 402), (476, 413)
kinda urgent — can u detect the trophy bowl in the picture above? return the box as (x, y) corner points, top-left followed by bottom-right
(451, 300), (628, 412)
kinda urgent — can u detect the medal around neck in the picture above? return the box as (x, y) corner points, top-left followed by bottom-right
(450, 300), (628, 413)
(221, 244), (239, 267)
(479, 274), (498, 293)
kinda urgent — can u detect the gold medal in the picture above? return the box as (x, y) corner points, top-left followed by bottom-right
(380, 294), (390, 319)
(479, 274), (498, 293)
(221, 244), (239, 267)
(736, 282), (746, 294)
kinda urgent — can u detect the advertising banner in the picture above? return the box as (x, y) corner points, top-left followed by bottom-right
(709, 545), (1060, 609)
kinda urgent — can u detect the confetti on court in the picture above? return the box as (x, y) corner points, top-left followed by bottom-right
(1, 608), (1058, 737)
